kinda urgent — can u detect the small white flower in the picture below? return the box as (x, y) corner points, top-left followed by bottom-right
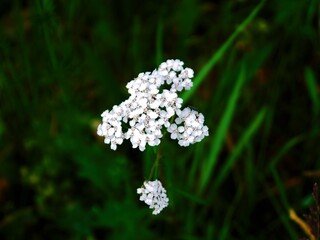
(137, 180), (169, 215)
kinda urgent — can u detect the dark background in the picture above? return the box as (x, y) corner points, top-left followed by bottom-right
(0, 0), (319, 239)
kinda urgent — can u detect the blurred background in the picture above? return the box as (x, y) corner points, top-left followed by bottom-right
(0, 0), (320, 239)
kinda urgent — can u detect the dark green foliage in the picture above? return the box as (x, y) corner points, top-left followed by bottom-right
(0, 0), (319, 239)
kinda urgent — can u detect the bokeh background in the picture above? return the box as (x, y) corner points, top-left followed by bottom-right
(0, 0), (320, 239)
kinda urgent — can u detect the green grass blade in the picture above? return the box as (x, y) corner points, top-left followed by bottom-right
(271, 169), (290, 209)
(212, 108), (266, 192)
(187, 144), (204, 188)
(264, 179), (298, 239)
(181, 0), (266, 102)
(268, 135), (305, 171)
(174, 188), (206, 205)
(155, 19), (163, 65)
(218, 187), (242, 240)
(36, 0), (58, 70)
(245, 145), (255, 205)
(199, 64), (246, 193)
(304, 67), (319, 116)
(131, 17), (142, 72)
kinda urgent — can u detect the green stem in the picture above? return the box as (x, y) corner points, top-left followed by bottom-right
(148, 150), (162, 180)
(147, 115), (175, 180)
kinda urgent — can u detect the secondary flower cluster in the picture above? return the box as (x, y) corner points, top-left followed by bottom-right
(97, 59), (209, 151)
(167, 107), (209, 147)
(137, 180), (169, 215)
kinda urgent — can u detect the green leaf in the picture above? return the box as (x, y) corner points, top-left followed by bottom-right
(213, 108), (266, 191)
(199, 63), (246, 193)
(268, 135), (305, 171)
(181, 0), (266, 102)
(304, 67), (319, 116)
(155, 19), (164, 65)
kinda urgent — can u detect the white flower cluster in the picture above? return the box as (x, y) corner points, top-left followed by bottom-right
(97, 59), (209, 151)
(167, 107), (209, 147)
(137, 180), (169, 215)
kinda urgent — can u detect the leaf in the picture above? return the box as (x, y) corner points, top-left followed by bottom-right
(181, 0), (266, 102)
(199, 63), (246, 193)
(212, 108), (266, 192)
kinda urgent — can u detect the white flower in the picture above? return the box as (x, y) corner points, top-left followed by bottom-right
(97, 59), (209, 151)
(137, 180), (169, 215)
(167, 107), (209, 147)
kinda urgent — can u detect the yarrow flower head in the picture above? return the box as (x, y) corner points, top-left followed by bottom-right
(97, 59), (209, 151)
(137, 180), (169, 215)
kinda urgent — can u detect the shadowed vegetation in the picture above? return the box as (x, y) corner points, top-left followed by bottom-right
(0, 0), (319, 239)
